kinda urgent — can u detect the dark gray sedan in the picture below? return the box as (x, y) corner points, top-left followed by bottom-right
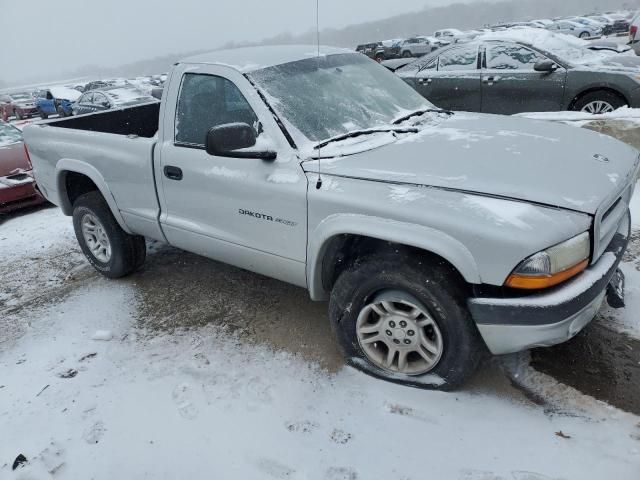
(72, 86), (157, 116)
(397, 29), (640, 114)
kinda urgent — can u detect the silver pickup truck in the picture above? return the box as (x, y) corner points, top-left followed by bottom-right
(25, 46), (638, 389)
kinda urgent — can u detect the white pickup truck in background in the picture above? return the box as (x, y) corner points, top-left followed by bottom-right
(24, 45), (638, 389)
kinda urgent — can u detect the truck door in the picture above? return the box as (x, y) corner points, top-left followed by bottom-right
(155, 64), (308, 287)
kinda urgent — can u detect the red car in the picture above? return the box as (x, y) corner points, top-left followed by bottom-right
(0, 122), (45, 213)
(0, 92), (38, 121)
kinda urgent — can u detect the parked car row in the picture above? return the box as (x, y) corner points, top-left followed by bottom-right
(0, 75), (165, 123)
(356, 9), (636, 62)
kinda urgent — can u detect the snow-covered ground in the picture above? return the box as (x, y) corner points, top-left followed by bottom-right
(1, 203), (640, 479)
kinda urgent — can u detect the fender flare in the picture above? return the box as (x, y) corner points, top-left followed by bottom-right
(55, 158), (133, 234)
(307, 214), (481, 301)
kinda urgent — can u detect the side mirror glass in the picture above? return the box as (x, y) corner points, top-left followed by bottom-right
(205, 123), (276, 161)
(534, 60), (558, 72)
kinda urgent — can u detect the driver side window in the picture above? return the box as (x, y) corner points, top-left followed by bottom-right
(486, 43), (546, 70)
(175, 73), (258, 147)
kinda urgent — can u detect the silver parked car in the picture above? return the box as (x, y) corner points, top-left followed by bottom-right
(24, 46), (637, 389)
(547, 19), (603, 39)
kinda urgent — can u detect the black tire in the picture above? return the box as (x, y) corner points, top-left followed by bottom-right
(14, 110), (24, 120)
(572, 90), (627, 113)
(402, 51), (412, 58)
(72, 191), (146, 279)
(374, 54), (385, 63)
(579, 32), (590, 39)
(329, 253), (486, 390)
(56, 106), (67, 118)
(38, 108), (48, 120)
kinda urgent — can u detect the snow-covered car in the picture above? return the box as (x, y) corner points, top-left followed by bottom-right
(397, 28), (640, 114)
(0, 92), (38, 121)
(0, 121), (44, 213)
(399, 37), (441, 58)
(434, 28), (464, 39)
(24, 46), (637, 389)
(72, 86), (158, 116)
(547, 19), (602, 39)
(34, 87), (82, 119)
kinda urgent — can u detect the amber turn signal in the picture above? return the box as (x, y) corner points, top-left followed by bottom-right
(505, 259), (589, 290)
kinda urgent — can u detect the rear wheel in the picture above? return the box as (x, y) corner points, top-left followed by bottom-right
(329, 253), (485, 390)
(573, 90), (627, 114)
(402, 51), (412, 58)
(72, 191), (146, 279)
(56, 106), (67, 118)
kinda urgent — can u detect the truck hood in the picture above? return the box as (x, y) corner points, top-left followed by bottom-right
(303, 113), (639, 214)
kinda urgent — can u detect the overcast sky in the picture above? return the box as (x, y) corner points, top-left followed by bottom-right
(0, 0), (480, 85)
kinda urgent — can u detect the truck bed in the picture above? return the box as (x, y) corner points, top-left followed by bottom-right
(47, 102), (160, 138)
(24, 102), (164, 242)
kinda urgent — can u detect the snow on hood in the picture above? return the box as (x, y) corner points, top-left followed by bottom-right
(303, 112), (639, 214)
(49, 86), (81, 102)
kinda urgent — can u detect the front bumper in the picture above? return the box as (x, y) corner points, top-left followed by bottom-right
(468, 212), (630, 355)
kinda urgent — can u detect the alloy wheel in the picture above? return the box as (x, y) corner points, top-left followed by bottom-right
(356, 291), (444, 375)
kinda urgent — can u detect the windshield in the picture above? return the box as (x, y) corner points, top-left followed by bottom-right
(11, 93), (31, 101)
(249, 53), (433, 145)
(0, 122), (23, 146)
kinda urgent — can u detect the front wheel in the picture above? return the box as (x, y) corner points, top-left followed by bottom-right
(38, 108), (48, 120)
(579, 31), (590, 39)
(72, 191), (146, 279)
(402, 51), (412, 58)
(329, 254), (485, 390)
(14, 110), (24, 120)
(573, 90), (627, 114)
(56, 106), (67, 118)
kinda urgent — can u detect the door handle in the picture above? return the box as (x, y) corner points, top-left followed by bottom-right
(164, 165), (183, 181)
(418, 78), (432, 85)
(483, 76), (500, 85)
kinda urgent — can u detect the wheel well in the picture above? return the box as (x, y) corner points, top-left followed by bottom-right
(321, 234), (468, 293)
(569, 87), (628, 110)
(64, 171), (100, 207)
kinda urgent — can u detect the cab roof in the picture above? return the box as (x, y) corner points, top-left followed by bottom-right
(180, 45), (351, 73)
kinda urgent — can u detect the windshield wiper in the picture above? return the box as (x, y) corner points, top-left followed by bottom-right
(392, 108), (453, 125)
(313, 127), (418, 150)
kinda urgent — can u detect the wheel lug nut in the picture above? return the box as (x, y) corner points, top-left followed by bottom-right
(389, 321), (396, 328)
(407, 330), (415, 336)
(393, 339), (401, 344)
(400, 321), (407, 328)
(386, 330), (393, 336)
(404, 339), (411, 345)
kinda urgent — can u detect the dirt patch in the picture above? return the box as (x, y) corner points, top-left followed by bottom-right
(130, 244), (344, 372)
(531, 319), (640, 416)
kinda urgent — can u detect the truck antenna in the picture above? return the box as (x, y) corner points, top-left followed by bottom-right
(315, 0), (323, 190)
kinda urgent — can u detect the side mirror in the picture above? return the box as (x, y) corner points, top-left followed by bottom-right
(151, 88), (163, 100)
(205, 123), (276, 161)
(534, 60), (558, 72)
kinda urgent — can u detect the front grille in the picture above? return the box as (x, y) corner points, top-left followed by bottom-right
(593, 183), (633, 263)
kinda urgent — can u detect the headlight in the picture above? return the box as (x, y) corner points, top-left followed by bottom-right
(505, 232), (590, 290)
